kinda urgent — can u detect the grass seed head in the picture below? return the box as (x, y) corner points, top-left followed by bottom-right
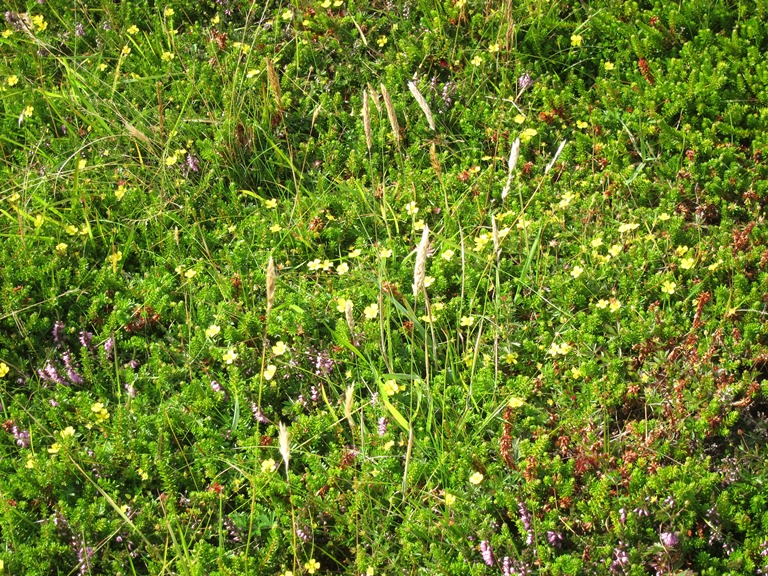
(413, 225), (430, 301)
(266, 256), (276, 316)
(278, 421), (290, 471)
(407, 81), (435, 131)
(380, 83), (400, 145)
(363, 89), (372, 151)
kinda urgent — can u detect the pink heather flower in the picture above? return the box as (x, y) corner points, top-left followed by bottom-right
(104, 337), (115, 358)
(480, 540), (494, 566)
(377, 417), (388, 436)
(79, 331), (94, 349)
(660, 532), (679, 547)
(251, 403), (269, 423)
(53, 321), (65, 346)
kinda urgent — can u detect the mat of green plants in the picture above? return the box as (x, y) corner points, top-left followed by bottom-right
(2, 0), (768, 574)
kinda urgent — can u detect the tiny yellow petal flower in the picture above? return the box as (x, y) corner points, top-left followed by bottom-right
(377, 35), (387, 47)
(423, 276), (435, 288)
(441, 249), (455, 261)
(304, 559), (320, 574)
(383, 379), (399, 396)
(444, 492), (457, 506)
(0, 362), (9, 378)
(115, 184), (126, 200)
(460, 316), (474, 327)
(608, 244), (623, 257)
(269, 224), (282, 232)
(265, 198), (278, 209)
(570, 265), (584, 278)
(514, 114), (526, 124)
(161, 51), (175, 62)
(48, 442), (61, 454)
(282, 9), (293, 19)
(348, 248), (362, 258)
(680, 257), (695, 270)
(184, 269), (197, 278)
(127, 24), (139, 35)
(469, 471), (484, 485)
(164, 7), (175, 17)
(6, 75), (19, 87)
(508, 397), (525, 409)
(263, 364), (277, 380)
(576, 120), (589, 129)
(590, 237), (603, 248)
(658, 212), (670, 221)
(272, 341), (287, 356)
(66, 224), (78, 235)
(661, 280), (676, 295)
(165, 155), (177, 166)
(609, 298), (621, 313)
(378, 248), (392, 259)
(308, 259), (322, 271)
(604, 61), (615, 71)
(26, 455), (36, 468)
(223, 349), (238, 364)
(366, 567), (375, 576)
(321, 259), (333, 272)
(336, 298), (351, 313)
(570, 34), (583, 47)
(261, 458), (276, 472)
(336, 262), (349, 275)
(471, 55), (483, 66)
(520, 128), (537, 143)
(596, 298), (609, 309)
(405, 201), (419, 215)
(55, 243), (68, 254)
(121, 45), (131, 57)
(322, 0), (332, 7)
(489, 43), (501, 53)
(60, 426), (75, 438)
(205, 324), (221, 338)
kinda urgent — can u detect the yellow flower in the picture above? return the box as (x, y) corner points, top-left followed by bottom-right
(424, 276), (435, 288)
(320, 259), (333, 272)
(0, 362), (9, 378)
(658, 212), (670, 221)
(604, 61), (615, 71)
(25, 455), (36, 469)
(708, 259), (723, 271)
(6, 75), (19, 87)
(378, 247), (392, 259)
(383, 379), (399, 396)
(115, 184), (126, 200)
(336, 298), (352, 313)
(107, 251), (123, 267)
(184, 269), (197, 279)
(460, 316), (474, 327)
(55, 243), (68, 254)
(336, 262), (349, 275)
(405, 201), (419, 216)
(138, 468), (149, 480)
(576, 120), (589, 129)
(48, 442), (62, 454)
(261, 458), (276, 472)
(60, 426), (75, 438)
(444, 492), (457, 506)
(164, 7), (175, 17)
(596, 299), (609, 309)
(413, 219), (426, 231)
(322, 0), (332, 7)
(514, 114), (526, 124)
(570, 366), (583, 379)
(382, 440), (395, 450)
(269, 224), (282, 232)
(1, 29), (13, 38)
(504, 351), (518, 365)
(680, 257), (695, 270)
(32, 15), (47, 32)
(609, 298), (621, 313)
(441, 249), (455, 261)
(469, 471), (484, 485)
(348, 248), (362, 258)
(66, 224), (79, 235)
(590, 237), (603, 248)
(161, 51), (175, 62)
(223, 349), (238, 364)
(246, 68), (259, 78)
(263, 364), (277, 380)
(508, 397), (525, 409)
(121, 45), (131, 57)
(282, 8), (293, 20)
(377, 35), (388, 47)
(570, 265), (584, 278)
(608, 244), (623, 257)
(366, 567), (375, 576)
(471, 54), (483, 66)
(127, 24), (139, 35)
(265, 198), (278, 209)
(91, 402), (110, 423)
(618, 222), (640, 233)
(271, 341), (287, 356)
(211, 15), (220, 25)
(520, 128), (537, 143)
(165, 155), (177, 166)
(661, 280), (676, 295)
(307, 259), (322, 271)
(304, 559), (321, 574)
(205, 324), (221, 338)
(489, 43), (501, 53)
(570, 34), (583, 47)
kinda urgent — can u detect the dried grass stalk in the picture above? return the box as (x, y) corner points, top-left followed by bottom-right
(412, 225), (430, 301)
(362, 89), (372, 151)
(407, 81), (435, 131)
(266, 257), (276, 316)
(429, 143), (441, 177)
(501, 137), (521, 200)
(344, 385), (355, 431)
(367, 83), (381, 112)
(544, 139), (567, 175)
(345, 299), (355, 334)
(380, 83), (400, 145)
(492, 214), (500, 259)
(266, 57), (282, 113)
(278, 421), (290, 472)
